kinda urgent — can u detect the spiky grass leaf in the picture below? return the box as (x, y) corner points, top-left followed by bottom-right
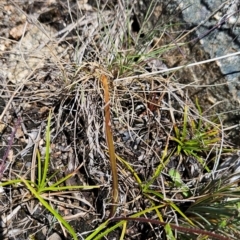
(18, 174), (78, 240)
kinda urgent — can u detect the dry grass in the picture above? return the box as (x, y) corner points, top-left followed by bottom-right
(0, 0), (240, 239)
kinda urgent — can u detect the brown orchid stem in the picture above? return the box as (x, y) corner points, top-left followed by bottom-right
(100, 74), (118, 217)
(110, 217), (230, 240)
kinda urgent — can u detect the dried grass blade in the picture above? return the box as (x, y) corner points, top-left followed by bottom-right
(100, 74), (118, 217)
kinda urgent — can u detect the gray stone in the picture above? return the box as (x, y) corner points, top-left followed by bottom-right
(176, 0), (240, 101)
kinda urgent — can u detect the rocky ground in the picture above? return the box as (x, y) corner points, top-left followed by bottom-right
(0, 0), (240, 240)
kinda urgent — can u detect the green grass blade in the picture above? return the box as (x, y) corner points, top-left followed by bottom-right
(48, 172), (77, 189)
(192, 153), (210, 172)
(40, 185), (100, 192)
(143, 147), (175, 191)
(85, 219), (110, 240)
(144, 189), (164, 199)
(37, 149), (42, 187)
(87, 205), (165, 240)
(186, 211), (212, 226)
(92, 221), (124, 240)
(40, 111), (52, 189)
(182, 105), (188, 141)
(165, 223), (176, 240)
(169, 202), (195, 226)
(120, 221), (127, 240)
(195, 97), (202, 130)
(116, 154), (142, 185)
(170, 136), (183, 146)
(20, 175), (78, 240)
(173, 124), (180, 139)
(0, 179), (36, 187)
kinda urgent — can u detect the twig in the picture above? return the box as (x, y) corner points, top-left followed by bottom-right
(190, 9), (240, 44)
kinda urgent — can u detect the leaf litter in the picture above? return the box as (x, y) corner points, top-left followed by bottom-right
(0, 0), (239, 239)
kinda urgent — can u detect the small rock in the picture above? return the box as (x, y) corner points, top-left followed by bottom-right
(47, 233), (62, 240)
(9, 23), (28, 40)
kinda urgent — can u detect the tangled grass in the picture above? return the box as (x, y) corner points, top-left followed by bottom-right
(0, 0), (240, 239)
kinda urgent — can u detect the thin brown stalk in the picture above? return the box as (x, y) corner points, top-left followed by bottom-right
(100, 74), (119, 217)
(110, 217), (231, 240)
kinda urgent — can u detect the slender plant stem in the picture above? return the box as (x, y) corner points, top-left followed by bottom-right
(110, 217), (231, 240)
(101, 74), (119, 217)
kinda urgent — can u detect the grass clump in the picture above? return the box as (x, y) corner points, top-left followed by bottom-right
(1, 0), (240, 239)
(0, 112), (100, 239)
(170, 98), (221, 172)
